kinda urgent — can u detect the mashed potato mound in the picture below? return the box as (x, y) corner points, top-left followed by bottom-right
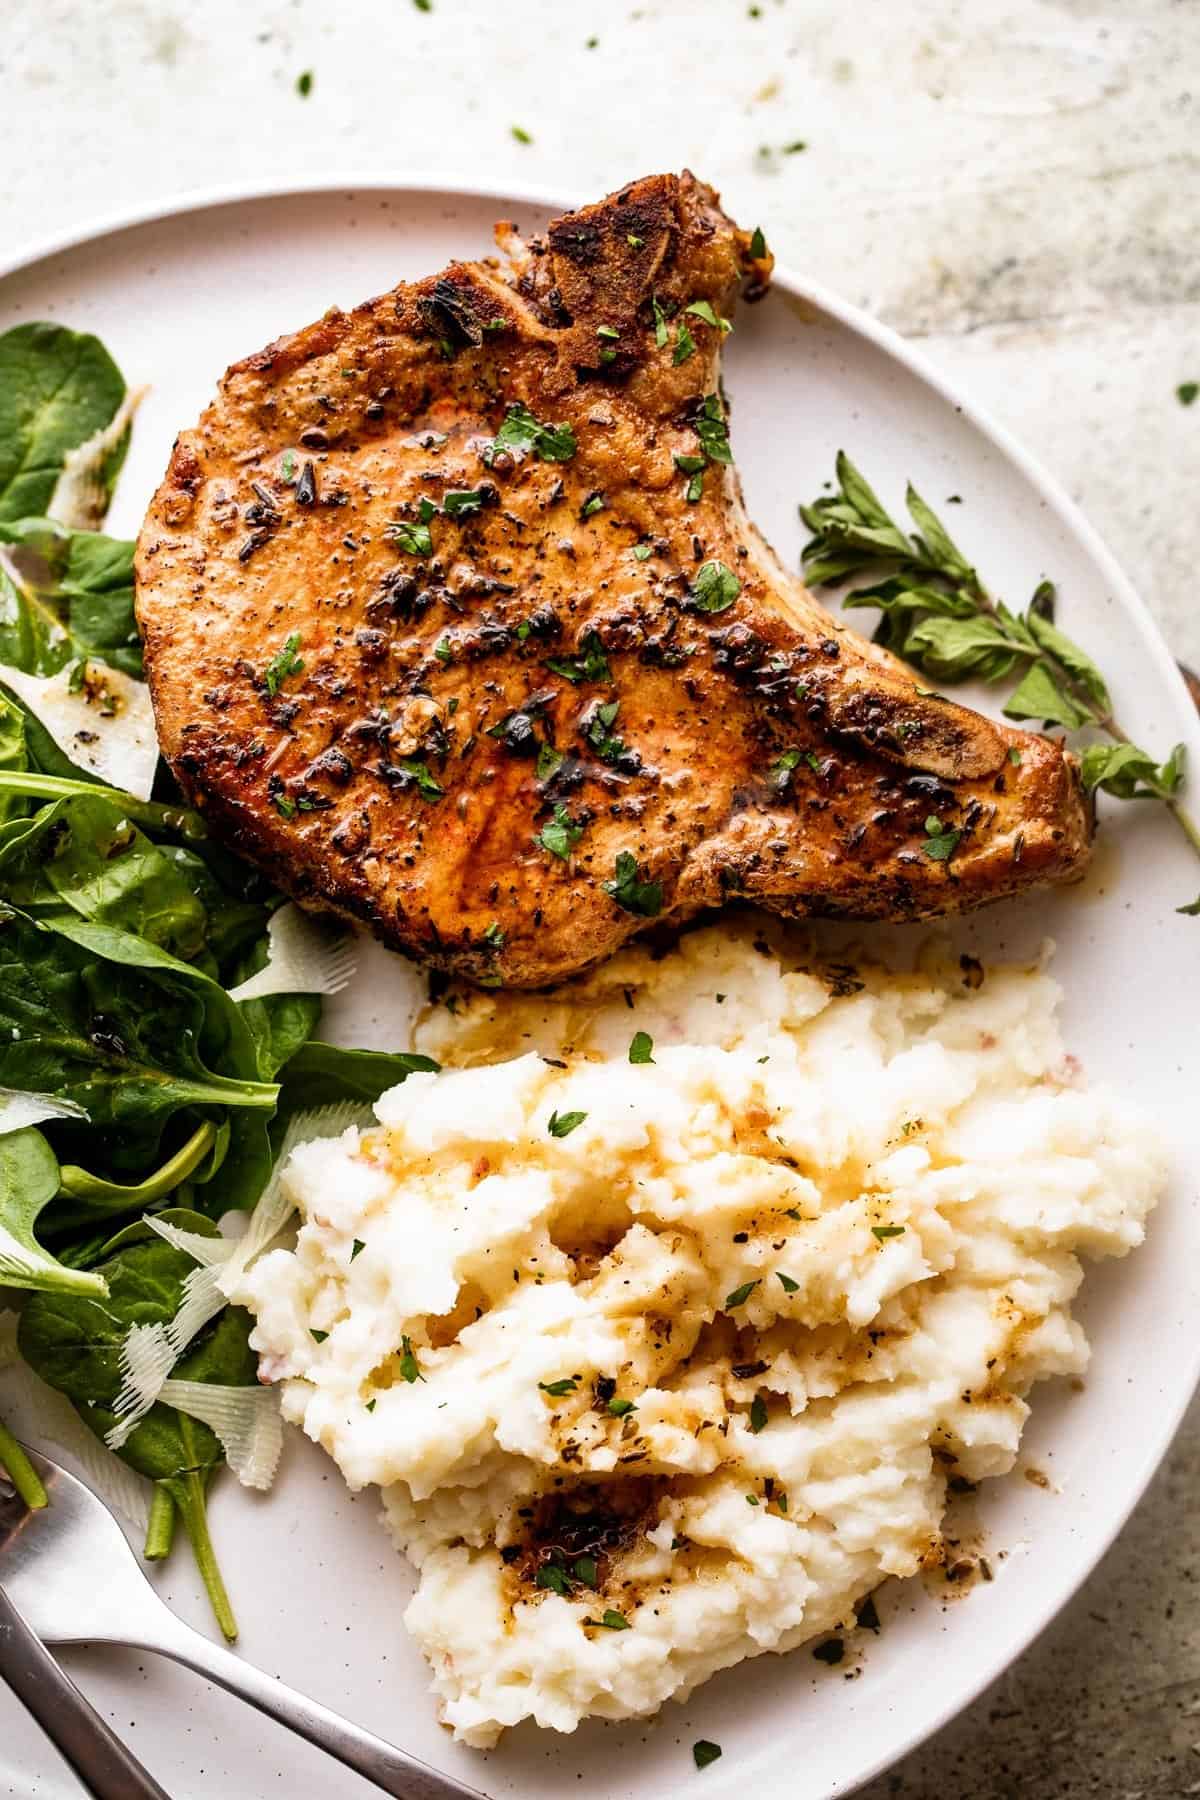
(235, 924), (1163, 1746)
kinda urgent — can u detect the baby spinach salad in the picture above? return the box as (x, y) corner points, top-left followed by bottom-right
(0, 321), (434, 1637)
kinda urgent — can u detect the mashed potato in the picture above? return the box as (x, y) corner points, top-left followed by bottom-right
(234, 924), (1163, 1747)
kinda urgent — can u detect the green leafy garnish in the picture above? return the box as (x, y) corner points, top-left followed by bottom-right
(673, 321), (696, 365)
(602, 851), (662, 916)
(632, 543), (653, 561)
(351, 1239), (365, 1261)
(628, 1030), (654, 1064)
(872, 1224), (906, 1241)
(539, 1377), (579, 1396)
(777, 1271), (799, 1293)
(546, 631), (610, 685)
(690, 560), (740, 614)
(922, 816), (961, 862)
(1177, 382), (1198, 407)
(607, 1396), (635, 1417)
(536, 803), (583, 860)
(749, 226), (767, 258)
(386, 517), (434, 556)
(398, 1335), (424, 1383)
(599, 1608), (630, 1629)
(511, 124), (533, 144)
(442, 488), (488, 517)
(263, 631), (304, 697)
(547, 1110), (587, 1138)
(684, 300), (732, 334)
(581, 492), (605, 519)
(652, 298), (669, 349)
(536, 743), (565, 781)
(536, 1562), (570, 1594)
(694, 1740), (722, 1770)
(798, 451), (1200, 892)
(485, 401), (576, 465)
(397, 757), (443, 801)
(724, 1279), (758, 1308)
(749, 1394), (768, 1433)
(693, 393), (732, 464)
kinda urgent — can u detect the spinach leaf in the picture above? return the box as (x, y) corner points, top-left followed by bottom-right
(0, 792), (209, 962)
(0, 694), (27, 825)
(275, 1040), (440, 1114)
(0, 518), (139, 679)
(0, 1126), (106, 1295)
(18, 1235), (254, 1638)
(0, 908), (277, 1142)
(0, 324), (126, 523)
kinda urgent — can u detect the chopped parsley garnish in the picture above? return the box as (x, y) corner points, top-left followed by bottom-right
(597, 325), (620, 341)
(482, 920), (505, 950)
(310, 1328), (328, 1343)
(442, 487), (487, 516)
(264, 631), (304, 697)
(652, 297), (669, 348)
(511, 124), (533, 144)
(607, 1396), (635, 1417)
(351, 1239), (365, 1261)
(398, 1335), (423, 1383)
(539, 1377), (579, 1396)
(769, 746), (802, 790)
(628, 1030), (654, 1064)
(536, 803), (584, 860)
(922, 815), (962, 861)
(397, 758), (443, 801)
(673, 320), (696, 365)
(693, 1740), (722, 1770)
(871, 1224), (906, 1241)
(674, 453), (706, 474)
(547, 1109), (587, 1138)
(777, 1271), (799, 1293)
(745, 1494), (759, 1506)
(749, 1394), (768, 1433)
(584, 698), (634, 767)
(537, 743), (565, 781)
(690, 560), (741, 614)
(580, 492), (605, 519)
(546, 631), (611, 684)
(684, 300), (732, 334)
(535, 1562), (570, 1594)
(632, 543), (653, 561)
(273, 792), (297, 820)
(295, 70), (313, 97)
(749, 225), (768, 259)
(693, 392), (732, 464)
(1178, 381), (1198, 406)
(600, 1609), (630, 1630)
(387, 517), (434, 556)
(485, 400), (576, 465)
(684, 469), (704, 502)
(1008, 745), (1023, 765)
(724, 1279), (758, 1309)
(434, 638), (453, 664)
(603, 851), (662, 917)
(279, 449), (296, 482)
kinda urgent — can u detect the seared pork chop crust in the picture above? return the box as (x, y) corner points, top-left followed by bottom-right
(136, 172), (1090, 987)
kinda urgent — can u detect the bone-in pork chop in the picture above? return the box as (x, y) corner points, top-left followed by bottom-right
(135, 173), (1090, 988)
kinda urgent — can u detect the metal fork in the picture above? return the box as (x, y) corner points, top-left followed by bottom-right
(0, 1446), (486, 1800)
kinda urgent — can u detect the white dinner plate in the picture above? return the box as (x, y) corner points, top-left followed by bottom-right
(1, 179), (1197, 1800)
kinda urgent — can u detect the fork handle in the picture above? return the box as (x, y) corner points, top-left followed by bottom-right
(0, 1586), (171, 1800)
(146, 1615), (485, 1800)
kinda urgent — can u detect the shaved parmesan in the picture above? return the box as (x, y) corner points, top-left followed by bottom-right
(227, 903), (358, 1002)
(157, 1378), (282, 1490)
(0, 1088), (88, 1136)
(107, 1102), (371, 1450)
(48, 388), (146, 533)
(0, 661), (157, 799)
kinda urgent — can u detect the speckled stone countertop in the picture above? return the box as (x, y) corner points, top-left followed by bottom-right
(2, 2), (1197, 1794)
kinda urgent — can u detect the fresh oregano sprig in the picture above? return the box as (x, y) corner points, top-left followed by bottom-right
(799, 453), (1200, 909)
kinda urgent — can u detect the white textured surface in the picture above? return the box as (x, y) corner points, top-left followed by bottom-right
(4, 0), (1198, 662)
(1, 4), (1197, 1797)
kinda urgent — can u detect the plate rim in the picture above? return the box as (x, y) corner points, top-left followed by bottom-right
(2, 171), (1196, 1800)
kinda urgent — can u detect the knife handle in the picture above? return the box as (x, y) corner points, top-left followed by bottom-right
(0, 1584), (171, 1800)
